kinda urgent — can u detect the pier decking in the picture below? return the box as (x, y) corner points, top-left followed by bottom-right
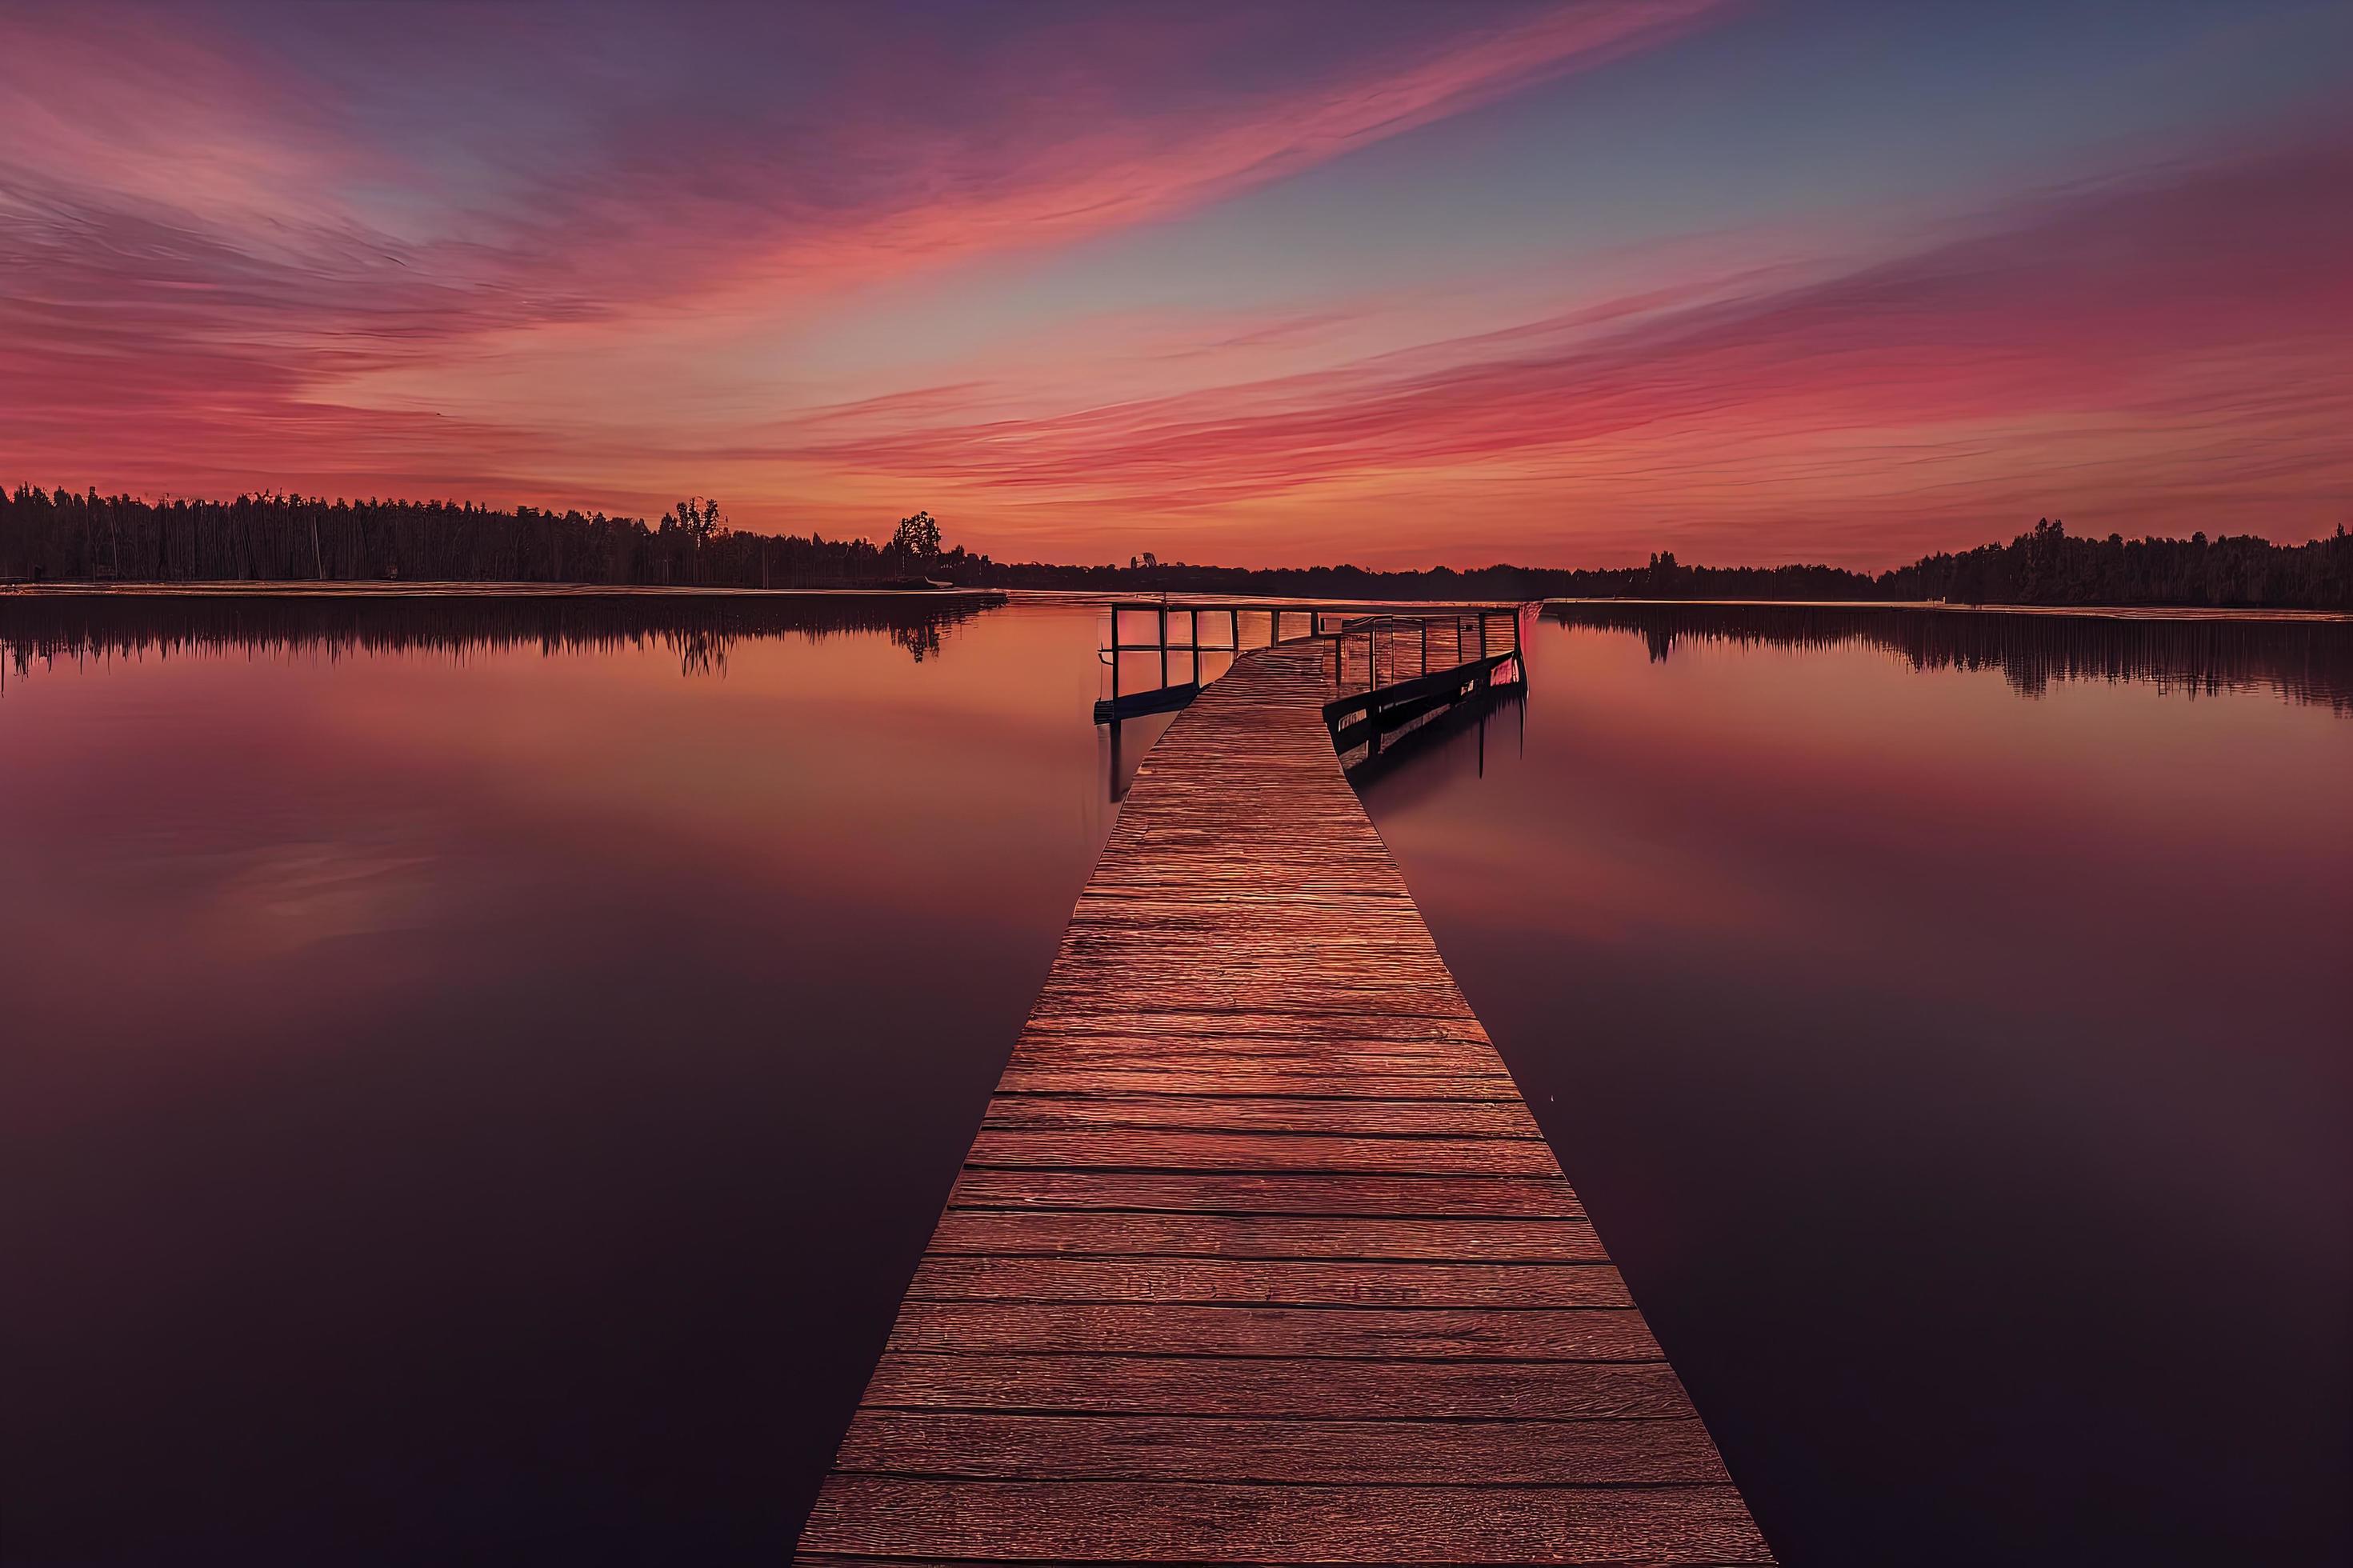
(798, 630), (1771, 1564)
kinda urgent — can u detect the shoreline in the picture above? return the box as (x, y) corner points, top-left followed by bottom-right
(1, 581), (2341, 623)
(0, 580), (997, 600)
(1543, 596), (2353, 624)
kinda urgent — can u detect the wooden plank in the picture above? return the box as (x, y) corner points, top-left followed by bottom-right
(800, 1477), (1775, 1564)
(927, 1211), (1606, 1262)
(1002, 1039), (1515, 1074)
(998, 1050), (1516, 1083)
(1016, 1010), (1493, 1045)
(963, 1128), (1561, 1177)
(981, 1094), (1542, 1138)
(990, 1067), (1524, 1100)
(945, 1169), (1584, 1218)
(795, 634), (1769, 1564)
(833, 1411), (1731, 1485)
(859, 1353), (1690, 1419)
(879, 1302), (1663, 1361)
(906, 1255), (1631, 1308)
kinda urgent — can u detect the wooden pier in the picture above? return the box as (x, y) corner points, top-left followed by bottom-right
(798, 624), (1772, 1564)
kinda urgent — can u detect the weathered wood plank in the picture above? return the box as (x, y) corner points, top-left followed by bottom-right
(834, 1411), (1732, 1485)
(927, 1210), (1605, 1262)
(981, 1094), (1542, 1138)
(999, 1048), (1515, 1082)
(1016, 1009), (1495, 1045)
(906, 1254), (1631, 1309)
(990, 1067), (1524, 1100)
(1002, 1043), (1515, 1078)
(860, 1353), (1689, 1419)
(945, 1169), (1584, 1218)
(879, 1302), (1663, 1361)
(963, 1128), (1561, 1176)
(800, 1477), (1775, 1564)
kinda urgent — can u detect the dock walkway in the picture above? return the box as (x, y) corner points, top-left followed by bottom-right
(798, 638), (1771, 1564)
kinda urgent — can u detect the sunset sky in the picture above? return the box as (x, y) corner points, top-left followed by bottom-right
(4, 0), (2349, 567)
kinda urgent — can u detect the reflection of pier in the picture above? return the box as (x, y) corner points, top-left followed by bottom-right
(801, 606), (1770, 1566)
(1095, 602), (1527, 794)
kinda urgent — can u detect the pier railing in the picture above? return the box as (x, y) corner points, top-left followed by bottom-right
(1317, 609), (1524, 767)
(1094, 600), (1527, 770)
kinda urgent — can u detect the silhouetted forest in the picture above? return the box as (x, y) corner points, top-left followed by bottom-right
(0, 590), (998, 687)
(970, 519), (2352, 610)
(1875, 519), (2353, 610)
(0, 489), (970, 589)
(1548, 600), (2353, 713)
(5, 486), (2348, 609)
(958, 552), (1879, 603)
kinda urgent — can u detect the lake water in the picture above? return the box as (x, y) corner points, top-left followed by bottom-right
(3, 592), (2346, 1564)
(1, 593), (1133, 1563)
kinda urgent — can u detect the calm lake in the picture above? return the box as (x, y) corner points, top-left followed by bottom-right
(3, 592), (2346, 1565)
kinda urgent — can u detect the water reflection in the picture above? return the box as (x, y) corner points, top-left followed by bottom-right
(1363, 605), (2352, 1567)
(14, 592), (2346, 1565)
(1344, 681), (1525, 787)
(1551, 599), (2353, 709)
(0, 594), (1107, 1566)
(0, 589), (1001, 685)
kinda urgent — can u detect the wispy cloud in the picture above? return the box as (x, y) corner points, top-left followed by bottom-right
(3, 2), (2345, 565)
(1, 0), (1723, 512)
(761, 137), (2353, 562)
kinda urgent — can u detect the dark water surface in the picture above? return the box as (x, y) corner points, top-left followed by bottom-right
(1359, 604), (2353, 1566)
(1, 593), (1129, 1564)
(6, 593), (2347, 1566)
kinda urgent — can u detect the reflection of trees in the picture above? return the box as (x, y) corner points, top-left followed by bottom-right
(1548, 602), (2353, 713)
(670, 628), (726, 678)
(0, 591), (998, 686)
(890, 621), (944, 662)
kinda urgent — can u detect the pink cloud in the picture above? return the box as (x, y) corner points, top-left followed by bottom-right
(0, 1), (1723, 517)
(763, 137), (2353, 562)
(6, 5), (2347, 568)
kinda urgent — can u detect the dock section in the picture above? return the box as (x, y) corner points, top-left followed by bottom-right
(798, 634), (1771, 1565)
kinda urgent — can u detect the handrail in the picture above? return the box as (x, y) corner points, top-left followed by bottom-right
(1096, 602), (1531, 746)
(1313, 606), (1527, 763)
(1323, 648), (1518, 726)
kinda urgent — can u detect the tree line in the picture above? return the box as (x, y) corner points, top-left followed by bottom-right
(1873, 518), (2351, 610)
(4, 486), (2346, 609)
(961, 518), (2351, 610)
(0, 489), (970, 589)
(954, 551), (1879, 603)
